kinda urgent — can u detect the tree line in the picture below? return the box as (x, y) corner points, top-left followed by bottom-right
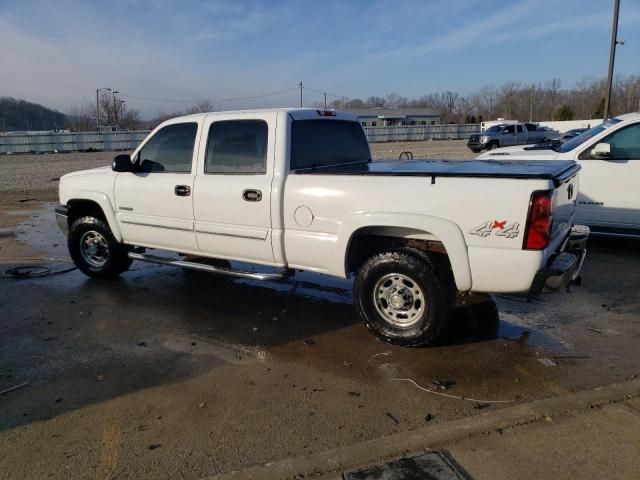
(325, 74), (640, 124)
(3, 74), (639, 133)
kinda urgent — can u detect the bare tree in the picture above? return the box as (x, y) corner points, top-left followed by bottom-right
(67, 103), (96, 131)
(187, 100), (215, 114)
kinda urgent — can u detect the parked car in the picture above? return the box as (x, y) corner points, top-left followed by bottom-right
(56, 108), (588, 346)
(468, 123), (560, 152)
(478, 112), (640, 237)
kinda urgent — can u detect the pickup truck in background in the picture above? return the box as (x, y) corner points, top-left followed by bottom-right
(478, 112), (640, 238)
(468, 123), (560, 152)
(55, 108), (588, 346)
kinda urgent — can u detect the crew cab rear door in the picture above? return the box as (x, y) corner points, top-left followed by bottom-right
(193, 112), (277, 265)
(114, 121), (200, 252)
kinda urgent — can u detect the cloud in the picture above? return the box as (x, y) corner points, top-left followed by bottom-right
(369, 1), (536, 60)
(194, 1), (284, 41)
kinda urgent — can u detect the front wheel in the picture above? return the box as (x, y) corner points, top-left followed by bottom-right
(353, 250), (453, 346)
(487, 142), (499, 150)
(68, 216), (131, 278)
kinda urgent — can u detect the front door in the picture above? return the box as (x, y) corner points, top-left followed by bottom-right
(193, 113), (277, 265)
(575, 121), (640, 229)
(114, 121), (200, 252)
(502, 125), (517, 146)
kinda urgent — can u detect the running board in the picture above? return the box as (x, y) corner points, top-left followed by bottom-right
(127, 252), (289, 281)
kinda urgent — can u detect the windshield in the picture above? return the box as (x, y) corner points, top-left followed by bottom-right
(485, 126), (503, 133)
(556, 118), (621, 152)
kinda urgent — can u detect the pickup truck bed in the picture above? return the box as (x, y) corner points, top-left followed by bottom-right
(294, 159), (580, 185)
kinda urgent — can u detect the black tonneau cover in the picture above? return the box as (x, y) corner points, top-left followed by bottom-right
(293, 159), (580, 185)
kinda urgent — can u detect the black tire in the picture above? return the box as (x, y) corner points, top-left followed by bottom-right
(470, 148), (482, 153)
(487, 142), (499, 150)
(68, 216), (131, 278)
(353, 250), (453, 347)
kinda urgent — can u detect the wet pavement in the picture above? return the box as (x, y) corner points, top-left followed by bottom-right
(1, 202), (639, 479)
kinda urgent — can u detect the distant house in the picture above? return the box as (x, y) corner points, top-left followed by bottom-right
(347, 108), (441, 127)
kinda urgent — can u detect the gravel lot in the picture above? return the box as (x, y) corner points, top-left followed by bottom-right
(0, 140), (473, 199)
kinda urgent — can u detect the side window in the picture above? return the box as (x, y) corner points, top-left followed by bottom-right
(580, 123), (640, 160)
(503, 125), (515, 134)
(137, 123), (197, 173)
(205, 120), (268, 174)
(516, 125), (523, 133)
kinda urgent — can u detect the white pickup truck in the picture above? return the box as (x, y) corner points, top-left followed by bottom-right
(56, 108), (588, 346)
(478, 112), (640, 237)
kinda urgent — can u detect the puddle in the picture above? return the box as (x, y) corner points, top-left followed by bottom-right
(162, 333), (265, 365)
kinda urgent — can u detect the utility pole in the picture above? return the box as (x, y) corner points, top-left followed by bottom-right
(112, 90), (120, 129)
(299, 81), (303, 108)
(1, 118), (5, 133)
(324, 92), (327, 108)
(96, 87), (111, 129)
(603, 0), (623, 120)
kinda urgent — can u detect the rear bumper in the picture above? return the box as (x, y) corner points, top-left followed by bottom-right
(55, 204), (69, 235)
(528, 225), (589, 297)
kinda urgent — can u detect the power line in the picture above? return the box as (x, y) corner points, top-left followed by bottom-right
(120, 87), (299, 105)
(303, 86), (342, 99)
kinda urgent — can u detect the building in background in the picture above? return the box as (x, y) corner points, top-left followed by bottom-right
(348, 108), (441, 127)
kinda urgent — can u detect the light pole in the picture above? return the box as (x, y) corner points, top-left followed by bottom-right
(120, 100), (126, 128)
(112, 90), (120, 129)
(96, 88), (111, 129)
(603, 0), (623, 120)
(299, 81), (303, 107)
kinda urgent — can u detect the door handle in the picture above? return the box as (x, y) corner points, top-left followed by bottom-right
(175, 185), (191, 196)
(242, 189), (262, 202)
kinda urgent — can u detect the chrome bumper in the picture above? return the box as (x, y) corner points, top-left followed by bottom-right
(529, 225), (589, 298)
(55, 204), (69, 235)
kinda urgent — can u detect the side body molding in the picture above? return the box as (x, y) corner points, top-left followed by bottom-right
(66, 191), (123, 242)
(335, 212), (472, 292)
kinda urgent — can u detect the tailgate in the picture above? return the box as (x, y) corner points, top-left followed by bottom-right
(551, 164), (580, 242)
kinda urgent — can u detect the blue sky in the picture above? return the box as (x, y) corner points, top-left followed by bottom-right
(1, 0), (638, 117)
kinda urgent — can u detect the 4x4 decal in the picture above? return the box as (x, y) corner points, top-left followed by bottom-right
(469, 220), (520, 239)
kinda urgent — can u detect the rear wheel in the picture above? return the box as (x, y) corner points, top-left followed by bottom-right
(68, 216), (131, 278)
(353, 250), (453, 346)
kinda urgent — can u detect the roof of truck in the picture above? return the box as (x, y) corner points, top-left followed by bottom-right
(615, 112), (640, 121)
(173, 108), (358, 122)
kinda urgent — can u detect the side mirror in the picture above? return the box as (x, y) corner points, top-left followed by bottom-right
(112, 154), (132, 172)
(590, 142), (611, 159)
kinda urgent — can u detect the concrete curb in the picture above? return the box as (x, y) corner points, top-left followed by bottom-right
(206, 378), (640, 480)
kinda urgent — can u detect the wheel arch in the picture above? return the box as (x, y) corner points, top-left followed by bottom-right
(65, 192), (122, 242)
(337, 213), (472, 292)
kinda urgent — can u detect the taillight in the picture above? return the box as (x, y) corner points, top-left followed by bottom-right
(524, 190), (554, 250)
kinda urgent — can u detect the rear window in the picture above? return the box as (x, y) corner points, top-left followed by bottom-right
(290, 120), (370, 170)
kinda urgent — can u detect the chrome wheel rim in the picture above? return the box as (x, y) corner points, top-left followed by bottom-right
(80, 230), (109, 268)
(373, 273), (425, 328)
